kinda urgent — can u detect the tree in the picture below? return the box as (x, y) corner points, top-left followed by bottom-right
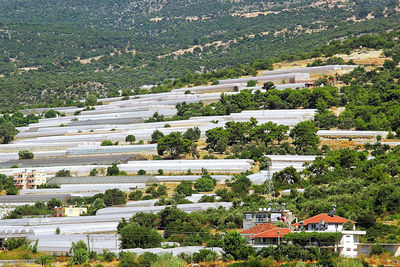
(70, 240), (88, 265)
(103, 188), (126, 206)
(0, 122), (17, 144)
(222, 231), (254, 260)
(44, 109), (57, 118)
(183, 127), (201, 141)
(86, 198), (106, 215)
(157, 132), (191, 159)
(56, 169), (71, 177)
(205, 127), (229, 150)
(215, 139), (228, 153)
(89, 168), (98, 176)
(290, 121), (319, 151)
(125, 135), (136, 143)
(246, 80), (257, 87)
(356, 209), (376, 228)
(262, 82), (276, 90)
(138, 169), (146, 175)
(18, 150), (34, 160)
(101, 140), (114, 146)
(194, 177), (215, 192)
(107, 163), (120, 176)
(129, 190), (143, 200)
(251, 122), (288, 145)
(85, 94), (98, 106)
(151, 130), (165, 143)
(383, 59), (396, 70)
(120, 223), (163, 249)
(129, 212), (158, 228)
(229, 174), (251, 196)
(175, 181), (193, 196)
(47, 198), (62, 210)
(273, 166), (301, 185)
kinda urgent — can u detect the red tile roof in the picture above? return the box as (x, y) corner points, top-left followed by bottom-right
(241, 223), (276, 235)
(251, 228), (291, 238)
(293, 213), (349, 226)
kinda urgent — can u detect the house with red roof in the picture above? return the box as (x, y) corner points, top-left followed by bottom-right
(293, 212), (366, 258)
(241, 223), (276, 236)
(250, 228), (292, 247)
(293, 213), (353, 232)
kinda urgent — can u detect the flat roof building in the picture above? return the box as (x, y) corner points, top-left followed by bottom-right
(13, 170), (46, 190)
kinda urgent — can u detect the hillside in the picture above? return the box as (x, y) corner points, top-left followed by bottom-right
(0, 0), (400, 108)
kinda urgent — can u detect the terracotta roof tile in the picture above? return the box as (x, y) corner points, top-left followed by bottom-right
(251, 228), (291, 238)
(293, 213), (348, 226)
(241, 223), (276, 235)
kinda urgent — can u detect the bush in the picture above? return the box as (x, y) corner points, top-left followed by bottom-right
(44, 109), (57, 118)
(193, 249), (218, 263)
(175, 181), (193, 196)
(101, 140), (114, 146)
(18, 150), (34, 160)
(103, 188), (127, 206)
(102, 249), (116, 262)
(5, 238), (30, 250)
(194, 177), (215, 192)
(120, 223), (163, 249)
(119, 252), (137, 267)
(90, 168), (98, 176)
(246, 80), (257, 87)
(198, 195), (216, 203)
(70, 240), (88, 265)
(107, 163), (120, 176)
(56, 169), (71, 177)
(138, 169), (146, 175)
(125, 135), (136, 143)
(129, 190), (143, 201)
(222, 231), (255, 260)
(370, 244), (392, 256)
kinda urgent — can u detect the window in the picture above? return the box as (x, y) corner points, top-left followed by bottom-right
(346, 248), (351, 251)
(256, 213), (267, 222)
(245, 214), (252, 220)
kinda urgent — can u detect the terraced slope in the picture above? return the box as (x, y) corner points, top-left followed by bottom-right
(0, 0), (399, 107)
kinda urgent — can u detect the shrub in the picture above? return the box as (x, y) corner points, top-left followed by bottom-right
(138, 169), (146, 175)
(193, 249), (218, 263)
(194, 177), (215, 192)
(90, 168), (98, 176)
(129, 190), (143, 201)
(120, 223), (163, 249)
(107, 163), (120, 176)
(44, 109), (57, 118)
(102, 249), (116, 262)
(125, 135), (136, 143)
(101, 140), (114, 146)
(18, 150), (34, 160)
(56, 169), (71, 177)
(5, 238), (30, 250)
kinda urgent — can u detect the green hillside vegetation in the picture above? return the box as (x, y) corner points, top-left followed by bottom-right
(0, 0), (400, 108)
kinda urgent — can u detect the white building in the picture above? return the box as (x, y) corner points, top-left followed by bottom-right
(13, 170), (47, 189)
(293, 213), (366, 258)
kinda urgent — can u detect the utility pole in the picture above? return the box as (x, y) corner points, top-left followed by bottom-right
(86, 233), (90, 253)
(277, 230), (280, 245)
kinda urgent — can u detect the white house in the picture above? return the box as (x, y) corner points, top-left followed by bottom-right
(293, 213), (366, 258)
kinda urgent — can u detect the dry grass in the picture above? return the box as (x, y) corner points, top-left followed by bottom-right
(0, 249), (45, 261)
